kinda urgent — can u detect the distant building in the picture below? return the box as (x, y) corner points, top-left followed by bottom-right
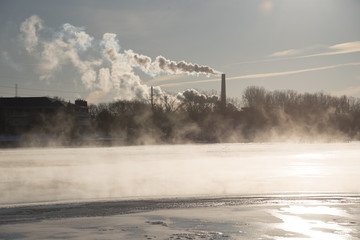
(0, 97), (90, 135)
(74, 99), (91, 127)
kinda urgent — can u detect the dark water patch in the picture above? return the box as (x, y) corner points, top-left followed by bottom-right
(0, 233), (25, 240)
(0, 194), (359, 225)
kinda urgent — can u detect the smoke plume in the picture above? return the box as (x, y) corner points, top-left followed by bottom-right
(152, 56), (219, 76)
(19, 15), (219, 102)
(19, 15), (43, 53)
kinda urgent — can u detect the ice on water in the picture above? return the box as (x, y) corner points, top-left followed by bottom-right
(1, 143), (360, 239)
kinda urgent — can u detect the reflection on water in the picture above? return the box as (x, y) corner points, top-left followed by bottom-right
(292, 153), (333, 160)
(287, 162), (323, 178)
(0, 195), (359, 239)
(269, 205), (359, 240)
(288, 152), (335, 179)
(281, 205), (350, 216)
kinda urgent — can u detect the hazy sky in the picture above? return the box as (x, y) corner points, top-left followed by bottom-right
(1, 0), (359, 103)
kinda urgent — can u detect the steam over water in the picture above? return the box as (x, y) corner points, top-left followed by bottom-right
(1, 143), (360, 206)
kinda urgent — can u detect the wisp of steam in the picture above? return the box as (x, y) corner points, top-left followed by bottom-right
(2, 143), (360, 206)
(19, 15), (220, 102)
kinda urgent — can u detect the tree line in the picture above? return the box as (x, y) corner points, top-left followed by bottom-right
(89, 87), (360, 144)
(2, 86), (360, 146)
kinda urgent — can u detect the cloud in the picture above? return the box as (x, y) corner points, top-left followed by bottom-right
(270, 41), (360, 59)
(225, 41), (360, 69)
(19, 15), (43, 53)
(147, 74), (186, 85)
(226, 45), (321, 67)
(270, 49), (303, 57)
(159, 62), (360, 87)
(227, 62), (360, 80)
(304, 41), (360, 58)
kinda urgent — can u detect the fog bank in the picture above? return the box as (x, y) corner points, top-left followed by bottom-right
(1, 143), (360, 206)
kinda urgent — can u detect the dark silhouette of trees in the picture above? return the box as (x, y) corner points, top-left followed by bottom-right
(240, 86), (360, 141)
(3, 86), (360, 146)
(66, 87), (360, 144)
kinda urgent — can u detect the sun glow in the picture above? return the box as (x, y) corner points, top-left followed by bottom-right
(285, 152), (336, 178)
(293, 153), (329, 160)
(288, 162), (322, 177)
(269, 206), (355, 239)
(258, 0), (274, 16)
(281, 206), (350, 217)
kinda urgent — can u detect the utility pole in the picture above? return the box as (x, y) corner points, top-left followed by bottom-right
(15, 84), (18, 97)
(221, 74), (226, 110)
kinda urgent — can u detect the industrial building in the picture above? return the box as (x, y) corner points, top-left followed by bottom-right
(0, 97), (90, 135)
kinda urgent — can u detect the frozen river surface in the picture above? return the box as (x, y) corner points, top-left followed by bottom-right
(1, 142), (360, 206)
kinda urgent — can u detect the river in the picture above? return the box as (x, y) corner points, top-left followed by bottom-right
(1, 143), (360, 239)
(1, 142), (360, 206)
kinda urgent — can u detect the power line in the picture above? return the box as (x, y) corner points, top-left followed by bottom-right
(0, 84), (88, 94)
(0, 85), (137, 102)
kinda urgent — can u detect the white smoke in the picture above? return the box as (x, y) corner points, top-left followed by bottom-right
(19, 15), (219, 102)
(110, 62), (150, 100)
(151, 56), (219, 76)
(19, 15), (43, 53)
(176, 89), (219, 103)
(98, 68), (111, 93)
(125, 49), (152, 73)
(101, 33), (120, 62)
(27, 20), (101, 88)
(100, 33), (219, 77)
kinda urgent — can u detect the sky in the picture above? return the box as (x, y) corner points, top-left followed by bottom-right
(0, 0), (360, 104)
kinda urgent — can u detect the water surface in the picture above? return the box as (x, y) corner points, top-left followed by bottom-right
(1, 142), (360, 206)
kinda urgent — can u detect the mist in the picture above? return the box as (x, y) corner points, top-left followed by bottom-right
(1, 143), (360, 206)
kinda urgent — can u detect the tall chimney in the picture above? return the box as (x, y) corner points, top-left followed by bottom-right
(151, 86), (154, 110)
(221, 73), (226, 108)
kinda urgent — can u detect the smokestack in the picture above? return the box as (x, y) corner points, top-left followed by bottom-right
(151, 86), (154, 110)
(221, 74), (226, 108)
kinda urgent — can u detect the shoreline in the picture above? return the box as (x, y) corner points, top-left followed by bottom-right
(1, 193), (359, 225)
(1, 136), (357, 149)
(1, 193), (360, 240)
